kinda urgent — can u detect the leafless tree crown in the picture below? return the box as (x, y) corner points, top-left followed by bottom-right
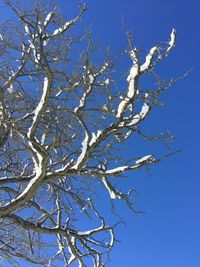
(0, 1), (176, 266)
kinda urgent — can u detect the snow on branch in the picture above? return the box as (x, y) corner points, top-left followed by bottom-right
(0, 3), (178, 265)
(141, 29), (176, 72)
(74, 72), (95, 113)
(3, 46), (31, 92)
(140, 46), (158, 72)
(116, 29), (176, 128)
(70, 112), (91, 170)
(44, 4), (87, 40)
(116, 49), (139, 118)
(44, 12), (54, 28)
(73, 132), (90, 170)
(0, 151), (47, 216)
(101, 155), (154, 175)
(27, 76), (52, 139)
(0, 75), (53, 216)
(79, 155), (154, 180)
(154, 28), (176, 64)
(127, 93), (150, 126)
(167, 28), (176, 52)
(102, 177), (121, 199)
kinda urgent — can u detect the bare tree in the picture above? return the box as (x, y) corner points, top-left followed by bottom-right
(0, 1), (177, 266)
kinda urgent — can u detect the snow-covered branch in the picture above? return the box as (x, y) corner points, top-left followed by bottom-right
(116, 49), (139, 118)
(44, 4), (87, 42)
(0, 2), (177, 266)
(27, 76), (52, 139)
(167, 28), (176, 52)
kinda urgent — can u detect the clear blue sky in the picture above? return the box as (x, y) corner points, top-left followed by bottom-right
(1, 0), (200, 266)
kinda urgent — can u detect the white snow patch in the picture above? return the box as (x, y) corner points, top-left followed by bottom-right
(109, 229), (114, 247)
(105, 166), (128, 174)
(140, 46), (158, 72)
(7, 83), (14, 93)
(55, 90), (62, 97)
(12, 150), (44, 203)
(167, 28), (176, 52)
(24, 24), (30, 35)
(116, 50), (139, 118)
(44, 12), (53, 27)
(124, 130), (132, 139)
(105, 78), (110, 85)
(27, 77), (49, 138)
(89, 130), (102, 146)
(73, 133), (89, 169)
(102, 178), (116, 199)
(127, 102), (150, 126)
(77, 226), (103, 236)
(52, 19), (73, 36)
(74, 75), (94, 112)
(135, 155), (152, 164)
(43, 39), (48, 46)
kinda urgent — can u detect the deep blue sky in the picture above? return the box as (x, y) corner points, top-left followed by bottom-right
(1, 0), (200, 266)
